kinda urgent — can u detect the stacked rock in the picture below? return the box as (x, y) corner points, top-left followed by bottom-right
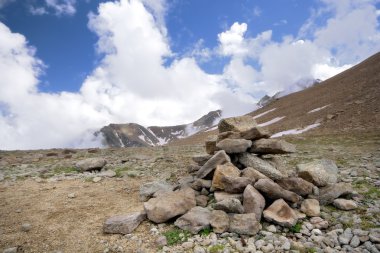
(104, 115), (357, 239)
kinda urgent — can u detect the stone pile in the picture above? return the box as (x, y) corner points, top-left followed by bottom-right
(103, 115), (369, 251)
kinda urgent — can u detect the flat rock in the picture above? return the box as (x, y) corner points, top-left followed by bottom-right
(3, 248), (18, 253)
(139, 181), (174, 201)
(216, 138), (252, 154)
(221, 176), (252, 193)
(103, 211), (146, 234)
(243, 184), (265, 220)
(229, 213), (261, 235)
(218, 116), (269, 140)
(211, 163), (240, 190)
(251, 139), (296, 154)
(174, 206), (211, 234)
(195, 195), (209, 207)
(241, 167), (268, 181)
(263, 199), (298, 227)
(300, 199), (320, 217)
(214, 192), (243, 202)
(276, 177), (314, 196)
(312, 183), (354, 205)
(144, 188), (196, 223)
(192, 155), (213, 166)
(238, 153), (284, 180)
(98, 170), (116, 177)
(210, 210), (229, 233)
(297, 159), (338, 187)
(333, 199), (358, 210)
(369, 228), (380, 243)
(92, 176), (102, 183)
(196, 150), (231, 179)
(214, 198), (244, 214)
(205, 135), (218, 155)
(217, 131), (241, 142)
(75, 158), (106, 172)
(254, 179), (300, 203)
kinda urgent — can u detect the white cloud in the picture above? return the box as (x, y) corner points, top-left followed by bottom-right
(218, 22), (248, 57)
(29, 6), (48, 15)
(29, 0), (76, 16)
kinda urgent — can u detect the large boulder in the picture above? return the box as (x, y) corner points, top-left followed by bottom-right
(210, 210), (229, 233)
(75, 158), (106, 172)
(229, 213), (261, 235)
(174, 207), (211, 234)
(238, 153), (284, 180)
(251, 139), (296, 154)
(254, 179), (301, 203)
(312, 183), (354, 205)
(263, 199), (298, 227)
(214, 192), (243, 202)
(214, 198), (244, 214)
(103, 211), (146, 234)
(139, 181), (174, 201)
(243, 185), (265, 220)
(276, 177), (314, 196)
(216, 138), (252, 154)
(212, 163), (240, 190)
(217, 131), (241, 142)
(221, 176), (252, 194)
(218, 116), (269, 140)
(297, 159), (338, 187)
(144, 188), (196, 223)
(196, 150), (231, 179)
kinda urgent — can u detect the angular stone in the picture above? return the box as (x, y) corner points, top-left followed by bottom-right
(251, 139), (296, 154)
(238, 153), (284, 180)
(211, 163), (240, 190)
(196, 195), (209, 207)
(214, 198), (244, 214)
(218, 116), (269, 140)
(205, 135), (218, 155)
(312, 183), (354, 205)
(241, 167), (268, 181)
(254, 179), (301, 203)
(139, 181), (174, 201)
(103, 211), (146, 234)
(264, 155), (289, 177)
(310, 217), (329, 229)
(300, 199), (320, 217)
(369, 228), (380, 243)
(188, 164), (201, 173)
(229, 213), (261, 235)
(75, 158), (106, 172)
(191, 179), (212, 191)
(243, 184), (265, 220)
(263, 199), (298, 227)
(197, 150), (231, 179)
(221, 176), (252, 194)
(214, 192), (243, 202)
(192, 155), (213, 166)
(144, 188), (196, 223)
(210, 210), (229, 233)
(216, 138), (252, 154)
(174, 206), (211, 234)
(297, 159), (338, 187)
(333, 199), (358, 210)
(276, 177), (314, 196)
(217, 131), (241, 142)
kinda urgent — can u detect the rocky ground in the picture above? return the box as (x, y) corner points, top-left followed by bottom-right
(0, 133), (379, 253)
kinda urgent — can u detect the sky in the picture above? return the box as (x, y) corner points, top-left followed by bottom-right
(0, 0), (379, 150)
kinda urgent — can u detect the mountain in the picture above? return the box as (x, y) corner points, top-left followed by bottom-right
(98, 110), (222, 147)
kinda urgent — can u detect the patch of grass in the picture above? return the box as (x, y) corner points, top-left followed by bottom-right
(84, 177), (93, 183)
(162, 228), (191, 246)
(290, 222), (302, 233)
(199, 227), (212, 236)
(208, 244), (225, 253)
(114, 167), (130, 177)
(352, 180), (380, 199)
(306, 247), (317, 253)
(52, 166), (78, 175)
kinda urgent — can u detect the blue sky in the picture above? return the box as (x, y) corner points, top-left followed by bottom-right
(0, 0), (379, 149)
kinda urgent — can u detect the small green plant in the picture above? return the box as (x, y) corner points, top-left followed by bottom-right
(208, 244), (225, 253)
(162, 229), (191, 246)
(114, 167), (130, 177)
(306, 247), (317, 253)
(290, 222), (302, 233)
(199, 227), (212, 236)
(53, 166), (78, 175)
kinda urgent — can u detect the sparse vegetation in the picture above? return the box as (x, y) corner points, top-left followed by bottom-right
(163, 228), (191, 246)
(306, 247), (317, 253)
(114, 166), (130, 177)
(208, 244), (225, 253)
(53, 166), (78, 175)
(199, 227), (212, 236)
(290, 222), (302, 233)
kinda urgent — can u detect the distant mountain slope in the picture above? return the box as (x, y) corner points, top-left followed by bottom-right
(99, 110), (221, 147)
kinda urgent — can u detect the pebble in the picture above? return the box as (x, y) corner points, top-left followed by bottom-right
(182, 241), (194, 249)
(93, 177), (102, 183)
(21, 223), (32, 232)
(193, 246), (205, 253)
(68, 193), (76, 198)
(266, 225), (277, 233)
(2, 248), (18, 253)
(350, 235), (361, 247)
(156, 236), (167, 246)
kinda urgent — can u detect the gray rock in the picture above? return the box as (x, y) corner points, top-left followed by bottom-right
(339, 228), (353, 245)
(144, 188), (196, 223)
(276, 177), (314, 196)
(218, 115), (270, 140)
(263, 199), (298, 227)
(229, 213), (261, 235)
(214, 191), (243, 202)
(238, 153), (284, 180)
(195, 195), (209, 207)
(254, 179), (301, 203)
(181, 241), (194, 249)
(217, 131), (241, 142)
(21, 223), (31, 232)
(98, 170), (116, 177)
(188, 164), (201, 173)
(313, 183), (354, 205)
(2, 248), (18, 253)
(300, 199), (320, 217)
(196, 150), (231, 179)
(191, 179), (211, 191)
(193, 246), (206, 253)
(74, 158), (106, 172)
(297, 159), (338, 187)
(333, 199), (358, 210)
(92, 176), (102, 183)
(0, 173), (4, 182)
(192, 155), (213, 166)
(103, 211), (146, 234)
(216, 138), (252, 154)
(156, 236), (167, 246)
(310, 217), (329, 229)
(214, 198), (244, 214)
(251, 139), (296, 154)
(243, 184), (265, 220)
(139, 181), (174, 202)
(350, 235), (361, 247)
(174, 206), (211, 234)
(221, 176), (252, 193)
(210, 210), (229, 233)
(211, 162), (240, 190)
(370, 228), (380, 243)
(241, 167), (268, 181)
